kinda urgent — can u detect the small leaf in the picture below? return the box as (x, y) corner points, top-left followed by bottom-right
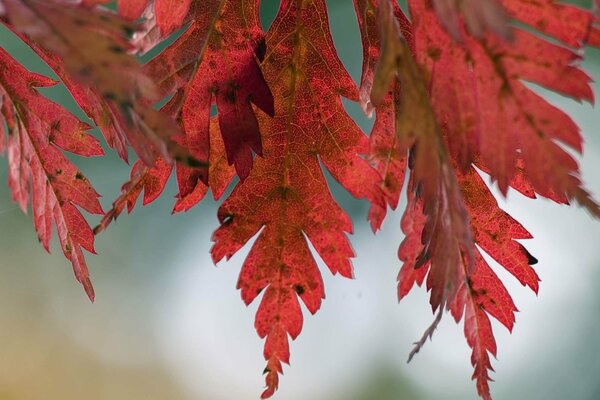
(0, 48), (103, 300)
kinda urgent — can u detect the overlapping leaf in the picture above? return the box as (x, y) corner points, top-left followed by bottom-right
(1, 23), (130, 160)
(96, 118), (235, 234)
(0, 1), (599, 399)
(83, 0), (192, 36)
(359, 0), (474, 319)
(3, 0), (190, 166)
(354, 0), (599, 399)
(409, 0), (600, 212)
(354, 0), (412, 230)
(0, 48), (103, 300)
(211, 0), (384, 396)
(145, 0), (274, 184)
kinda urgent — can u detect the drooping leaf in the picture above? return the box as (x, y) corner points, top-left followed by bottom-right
(432, 0), (512, 40)
(94, 158), (172, 235)
(362, 0), (475, 318)
(353, 0), (412, 230)
(145, 0), (274, 182)
(211, 0), (384, 396)
(409, 0), (600, 214)
(0, 1), (599, 399)
(397, 167), (534, 399)
(3, 0), (193, 166)
(353, 1), (546, 397)
(84, 0), (191, 36)
(0, 48), (103, 300)
(2, 22), (130, 161)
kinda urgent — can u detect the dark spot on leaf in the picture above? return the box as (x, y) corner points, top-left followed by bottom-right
(526, 250), (538, 265)
(427, 47), (441, 60)
(75, 172), (84, 180)
(185, 156), (208, 168)
(78, 66), (92, 77)
(293, 285), (305, 295)
(119, 100), (134, 111)
(466, 277), (474, 289)
(225, 88), (236, 103)
(123, 26), (136, 37)
(263, 368), (271, 375)
(255, 38), (267, 62)
(222, 214), (234, 225)
(414, 248), (430, 268)
(108, 45), (123, 54)
(103, 92), (117, 101)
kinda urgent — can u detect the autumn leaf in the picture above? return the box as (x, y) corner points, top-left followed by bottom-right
(360, 0), (475, 323)
(1, 1), (599, 399)
(94, 158), (172, 235)
(211, 0), (384, 396)
(354, 0), (538, 397)
(3, 0), (193, 166)
(410, 0), (600, 214)
(84, 0), (192, 36)
(173, 118), (236, 213)
(0, 48), (103, 301)
(354, 0), (412, 230)
(432, 0), (512, 40)
(145, 0), (274, 182)
(2, 23), (130, 161)
(96, 118), (236, 234)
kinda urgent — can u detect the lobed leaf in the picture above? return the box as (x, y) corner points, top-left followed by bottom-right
(145, 0), (274, 183)
(0, 48), (103, 300)
(4, 0), (192, 166)
(211, 0), (384, 396)
(409, 0), (600, 214)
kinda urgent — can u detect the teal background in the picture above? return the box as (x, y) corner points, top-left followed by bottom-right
(1, 1), (600, 399)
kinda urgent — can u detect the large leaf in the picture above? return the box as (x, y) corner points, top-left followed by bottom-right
(211, 0), (384, 396)
(409, 0), (600, 212)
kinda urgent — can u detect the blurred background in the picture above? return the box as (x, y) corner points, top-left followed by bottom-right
(1, 1), (600, 399)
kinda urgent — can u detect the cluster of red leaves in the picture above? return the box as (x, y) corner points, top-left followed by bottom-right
(1, 0), (599, 399)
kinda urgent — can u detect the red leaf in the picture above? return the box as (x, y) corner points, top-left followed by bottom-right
(154, 0), (192, 36)
(85, 0), (191, 36)
(362, 0), (475, 314)
(432, 0), (511, 40)
(211, 0), (384, 396)
(0, 48), (103, 300)
(409, 0), (600, 214)
(145, 0), (274, 181)
(173, 118), (236, 213)
(2, 23), (130, 161)
(354, 0), (412, 230)
(397, 168), (526, 398)
(94, 158), (172, 235)
(4, 0), (194, 166)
